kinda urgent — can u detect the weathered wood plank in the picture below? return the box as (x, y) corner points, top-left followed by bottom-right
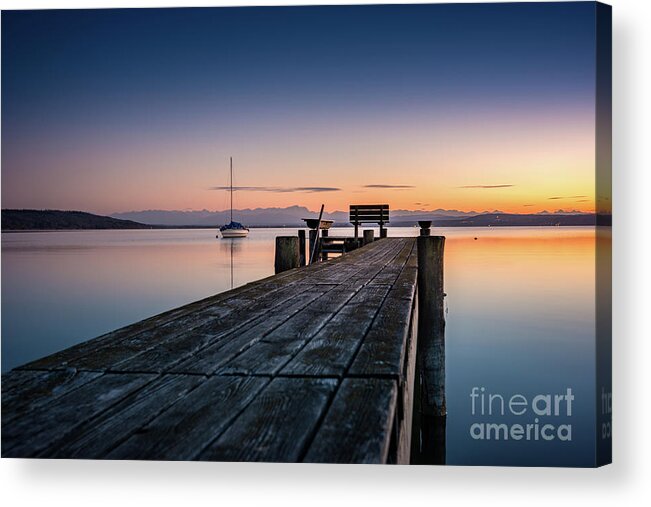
(279, 305), (376, 378)
(105, 375), (269, 460)
(348, 290), (415, 379)
(2, 373), (156, 457)
(280, 285), (391, 377)
(397, 296), (419, 464)
(40, 374), (203, 458)
(109, 285), (332, 374)
(1, 369), (102, 425)
(169, 288), (335, 375)
(198, 377), (337, 462)
(218, 309), (340, 375)
(303, 378), (398, 464)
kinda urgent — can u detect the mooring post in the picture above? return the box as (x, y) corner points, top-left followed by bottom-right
(308, 230), (317, 264)
(363, 229), (374, 245)
(298, 230), (306, 267)
(274, 236), (300, 274)
(417, 234), (445, 416)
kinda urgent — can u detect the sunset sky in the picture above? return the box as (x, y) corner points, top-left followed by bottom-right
(2, 3), (600, 215)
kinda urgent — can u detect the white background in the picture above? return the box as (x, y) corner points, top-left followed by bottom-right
(1, 0), (649, 505)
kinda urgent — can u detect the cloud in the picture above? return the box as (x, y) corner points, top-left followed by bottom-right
(363, 184), (415, 189)
(211, 186), (340, 193)
(548, 195), (587, 200)
(523, 204), (535, 207)
(459, 184), (514, 189)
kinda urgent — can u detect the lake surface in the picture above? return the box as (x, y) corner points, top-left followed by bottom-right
(1, 226), (601, 466)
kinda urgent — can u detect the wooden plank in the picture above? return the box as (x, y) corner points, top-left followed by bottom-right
(169, 288), (335, 375)
(198, 377), (337, 462)
(280, 285), (391, 377)
(105, 375), (269, 460)
(348, 290), (415, 379)
(1, 369), (102, 425)
(396, 296), (419, 464)
(109, 285), (332, 374)
(40, 374), (203, 458)
(2, 373), (156, 457)
(349, 211), (389, 216)
(367, 240), (414, 285)
(279, 305), (377, 377)
(350, 213), (389, 218)
(303, 378), (398, 464)
(218, 309), (340, 376)
(349, 204), (389, 210)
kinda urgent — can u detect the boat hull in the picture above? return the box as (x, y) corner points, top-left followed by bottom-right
(220, 229), (249, 238)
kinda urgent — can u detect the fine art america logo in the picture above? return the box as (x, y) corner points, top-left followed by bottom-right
(469, 387), (574, 442)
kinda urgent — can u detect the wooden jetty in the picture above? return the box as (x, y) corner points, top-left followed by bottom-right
(1, 235), (445, 464)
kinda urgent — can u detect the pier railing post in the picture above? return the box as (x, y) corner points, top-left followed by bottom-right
(363, 229), (374, 245)
(417, 235), (445, 416)
(298, 230), (306, 267)
(308, 230), (318, 264)
(275, 236), (300, 274)
(380, 225), (388, 238)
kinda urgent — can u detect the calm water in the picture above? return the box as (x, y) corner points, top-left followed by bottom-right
(1, 226), (600, 466)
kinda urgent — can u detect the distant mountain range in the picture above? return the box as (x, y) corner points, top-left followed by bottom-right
(2, 209), (153, 230)
(111, 206), (597, 228)
(2, 208), (607, 231)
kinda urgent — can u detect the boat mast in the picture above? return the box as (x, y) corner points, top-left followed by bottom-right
(231, 157), (233, 223)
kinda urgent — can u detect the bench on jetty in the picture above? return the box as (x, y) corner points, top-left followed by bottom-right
(1, 235), (445, 463)
(351, 204), (390, 239)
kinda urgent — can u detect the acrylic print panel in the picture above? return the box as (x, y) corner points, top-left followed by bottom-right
(0, 2), (612, 466)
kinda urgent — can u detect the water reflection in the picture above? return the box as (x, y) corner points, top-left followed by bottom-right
(217, 237), (244, 290)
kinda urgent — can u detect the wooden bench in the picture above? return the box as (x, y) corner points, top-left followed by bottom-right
(350, 204), (390, 240)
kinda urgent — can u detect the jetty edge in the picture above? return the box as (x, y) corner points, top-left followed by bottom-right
(1, 235), (445, 464)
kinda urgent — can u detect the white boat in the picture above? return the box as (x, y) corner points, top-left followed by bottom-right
(218, 157), (249, 239)
(220, 226), (249, 238)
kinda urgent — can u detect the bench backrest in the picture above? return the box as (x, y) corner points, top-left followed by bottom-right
(349, 204), (390, 225)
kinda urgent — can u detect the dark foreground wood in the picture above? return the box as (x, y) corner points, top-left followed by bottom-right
(2, 238), (425, 463)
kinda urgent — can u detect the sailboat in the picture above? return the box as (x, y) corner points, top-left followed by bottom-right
(218, 157), (250, 239)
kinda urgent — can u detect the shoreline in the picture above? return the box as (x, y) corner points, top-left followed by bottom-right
(1, 223), (609, 233)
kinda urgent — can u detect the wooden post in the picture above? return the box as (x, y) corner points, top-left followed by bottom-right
(309, 204), (325, 264)
(363, 229), (374, 245)
(298, 230), (306, 267)
(354, 208), (359, 240)
(417, 236), (445, 416)
(274, 236), (300, 274)
(380, 226), (388, 238)
(308, 229), (316, 264)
